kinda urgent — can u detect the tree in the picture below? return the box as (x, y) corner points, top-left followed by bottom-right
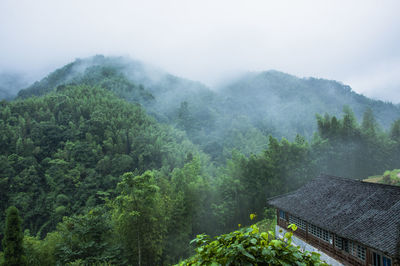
(2, 206), (26, 266)
(110, 171), (167, 265)
(54, 207), (119, 265)
(390, 119), (400, 142)
(341, 106), (359, 139)
(361, 108), (377, 137)
(177, 101), (195, 133)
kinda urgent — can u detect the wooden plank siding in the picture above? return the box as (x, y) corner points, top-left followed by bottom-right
(276, 209), (396, 266)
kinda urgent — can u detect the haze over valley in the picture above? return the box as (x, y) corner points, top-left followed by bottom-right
(1, 1), (400, 265)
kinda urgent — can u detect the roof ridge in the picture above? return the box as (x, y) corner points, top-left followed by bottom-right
(266, 190), (296, 202)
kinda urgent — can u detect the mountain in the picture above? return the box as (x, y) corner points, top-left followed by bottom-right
(220, 71), (400, 136)
(16, 55), (400, 162)
(4, 55), (400, 265)
(0, 84), (207, 237)
(17, 55), (208, 103)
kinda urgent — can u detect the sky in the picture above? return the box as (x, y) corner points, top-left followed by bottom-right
(0, 0), (400, 102)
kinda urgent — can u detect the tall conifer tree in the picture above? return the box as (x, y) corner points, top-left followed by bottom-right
(2, 206), (26, 266)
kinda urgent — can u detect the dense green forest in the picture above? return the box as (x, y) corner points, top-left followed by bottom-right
(1, 55), (400, 264)
(15, 55), (400, 162)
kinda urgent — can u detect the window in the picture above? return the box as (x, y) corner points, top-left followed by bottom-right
(357, 244), (366, 261)
(288, 215), (306, 230)
(309, 224), (332, 243)
(373, 252), (392, 266)
(383, 256), (391, 266)
(342, 240), (365, 261)
(373, 253), (382, 266)
(334, 235), (342, 249)
(343, 239), (349, 252)
(335, 235), (348, 250)
(336, 237), (366, 261)
(279, 210), (285, 220)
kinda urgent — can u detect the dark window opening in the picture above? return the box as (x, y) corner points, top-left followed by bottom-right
(373, 252), (391, 266)
(279, 210), (285, 220)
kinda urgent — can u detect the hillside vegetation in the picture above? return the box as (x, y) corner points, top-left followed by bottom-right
(16, 55), (400, 162)
(1, 55), (400, 264)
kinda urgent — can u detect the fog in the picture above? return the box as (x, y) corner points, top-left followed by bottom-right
(1, 0), (400, 102)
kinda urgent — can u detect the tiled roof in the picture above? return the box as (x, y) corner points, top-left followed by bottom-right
(267, 174), (400, 257)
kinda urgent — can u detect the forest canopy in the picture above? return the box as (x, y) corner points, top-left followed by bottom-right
(1, 55), (400, 264)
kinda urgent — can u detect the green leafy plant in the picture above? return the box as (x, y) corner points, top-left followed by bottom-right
(179, 216), (328, 266)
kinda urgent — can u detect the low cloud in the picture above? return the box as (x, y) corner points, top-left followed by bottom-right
(345, 58), (400, 103)
(0, 0), (399, 102)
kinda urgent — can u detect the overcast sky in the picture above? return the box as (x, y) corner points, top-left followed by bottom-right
(1, 0), (399, 102)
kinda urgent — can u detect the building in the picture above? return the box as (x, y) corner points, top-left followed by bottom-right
(267, 174), (400, 266)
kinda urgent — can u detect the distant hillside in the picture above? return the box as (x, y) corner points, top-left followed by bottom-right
(220, 71), (400, 136)
(17, 55), (208, 103)
(16, 55), (400, 162)
(17, 55), (212, 122)
(16, 56), (266, 162)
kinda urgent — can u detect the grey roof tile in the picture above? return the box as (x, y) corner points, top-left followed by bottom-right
(267, 174), (400, 257)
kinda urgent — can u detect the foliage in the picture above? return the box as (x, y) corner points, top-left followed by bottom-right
(54, 207), (120, 265)
(383, 169), (400, 184)
(0, 85), (203, 238)
(23, 232), (61, 266)
(2, 206), (26, 266)
(314, 107), (400, 178)
(365, 169), (400, 186)
(110, 171), (166, 265)
(2, 56), (400, 264)
(212, 135), (313, 231)
(180, 219), (328, 266)
(16, 55), (400, 163)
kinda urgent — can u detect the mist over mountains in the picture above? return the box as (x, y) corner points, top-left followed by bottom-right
(0, 72), (29, 101)
(2, 55), (400, 265)
(7, 55), (399, 161)
(1, 1), (400, 263)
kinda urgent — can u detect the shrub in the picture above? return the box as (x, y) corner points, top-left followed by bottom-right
(180, 217), (328, 266)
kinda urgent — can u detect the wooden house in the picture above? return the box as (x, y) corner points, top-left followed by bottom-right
(267, 174), (400, 266)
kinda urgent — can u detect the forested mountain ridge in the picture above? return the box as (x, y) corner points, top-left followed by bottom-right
(14, 55), (400, 163)
(17, 55), (208, 106)
(17, 55), (400, 130)
(2, 55), (400, 264)
(221, 70), (400, 136)
(0, 85), (210, 240)
(15, 55), (267, 162)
